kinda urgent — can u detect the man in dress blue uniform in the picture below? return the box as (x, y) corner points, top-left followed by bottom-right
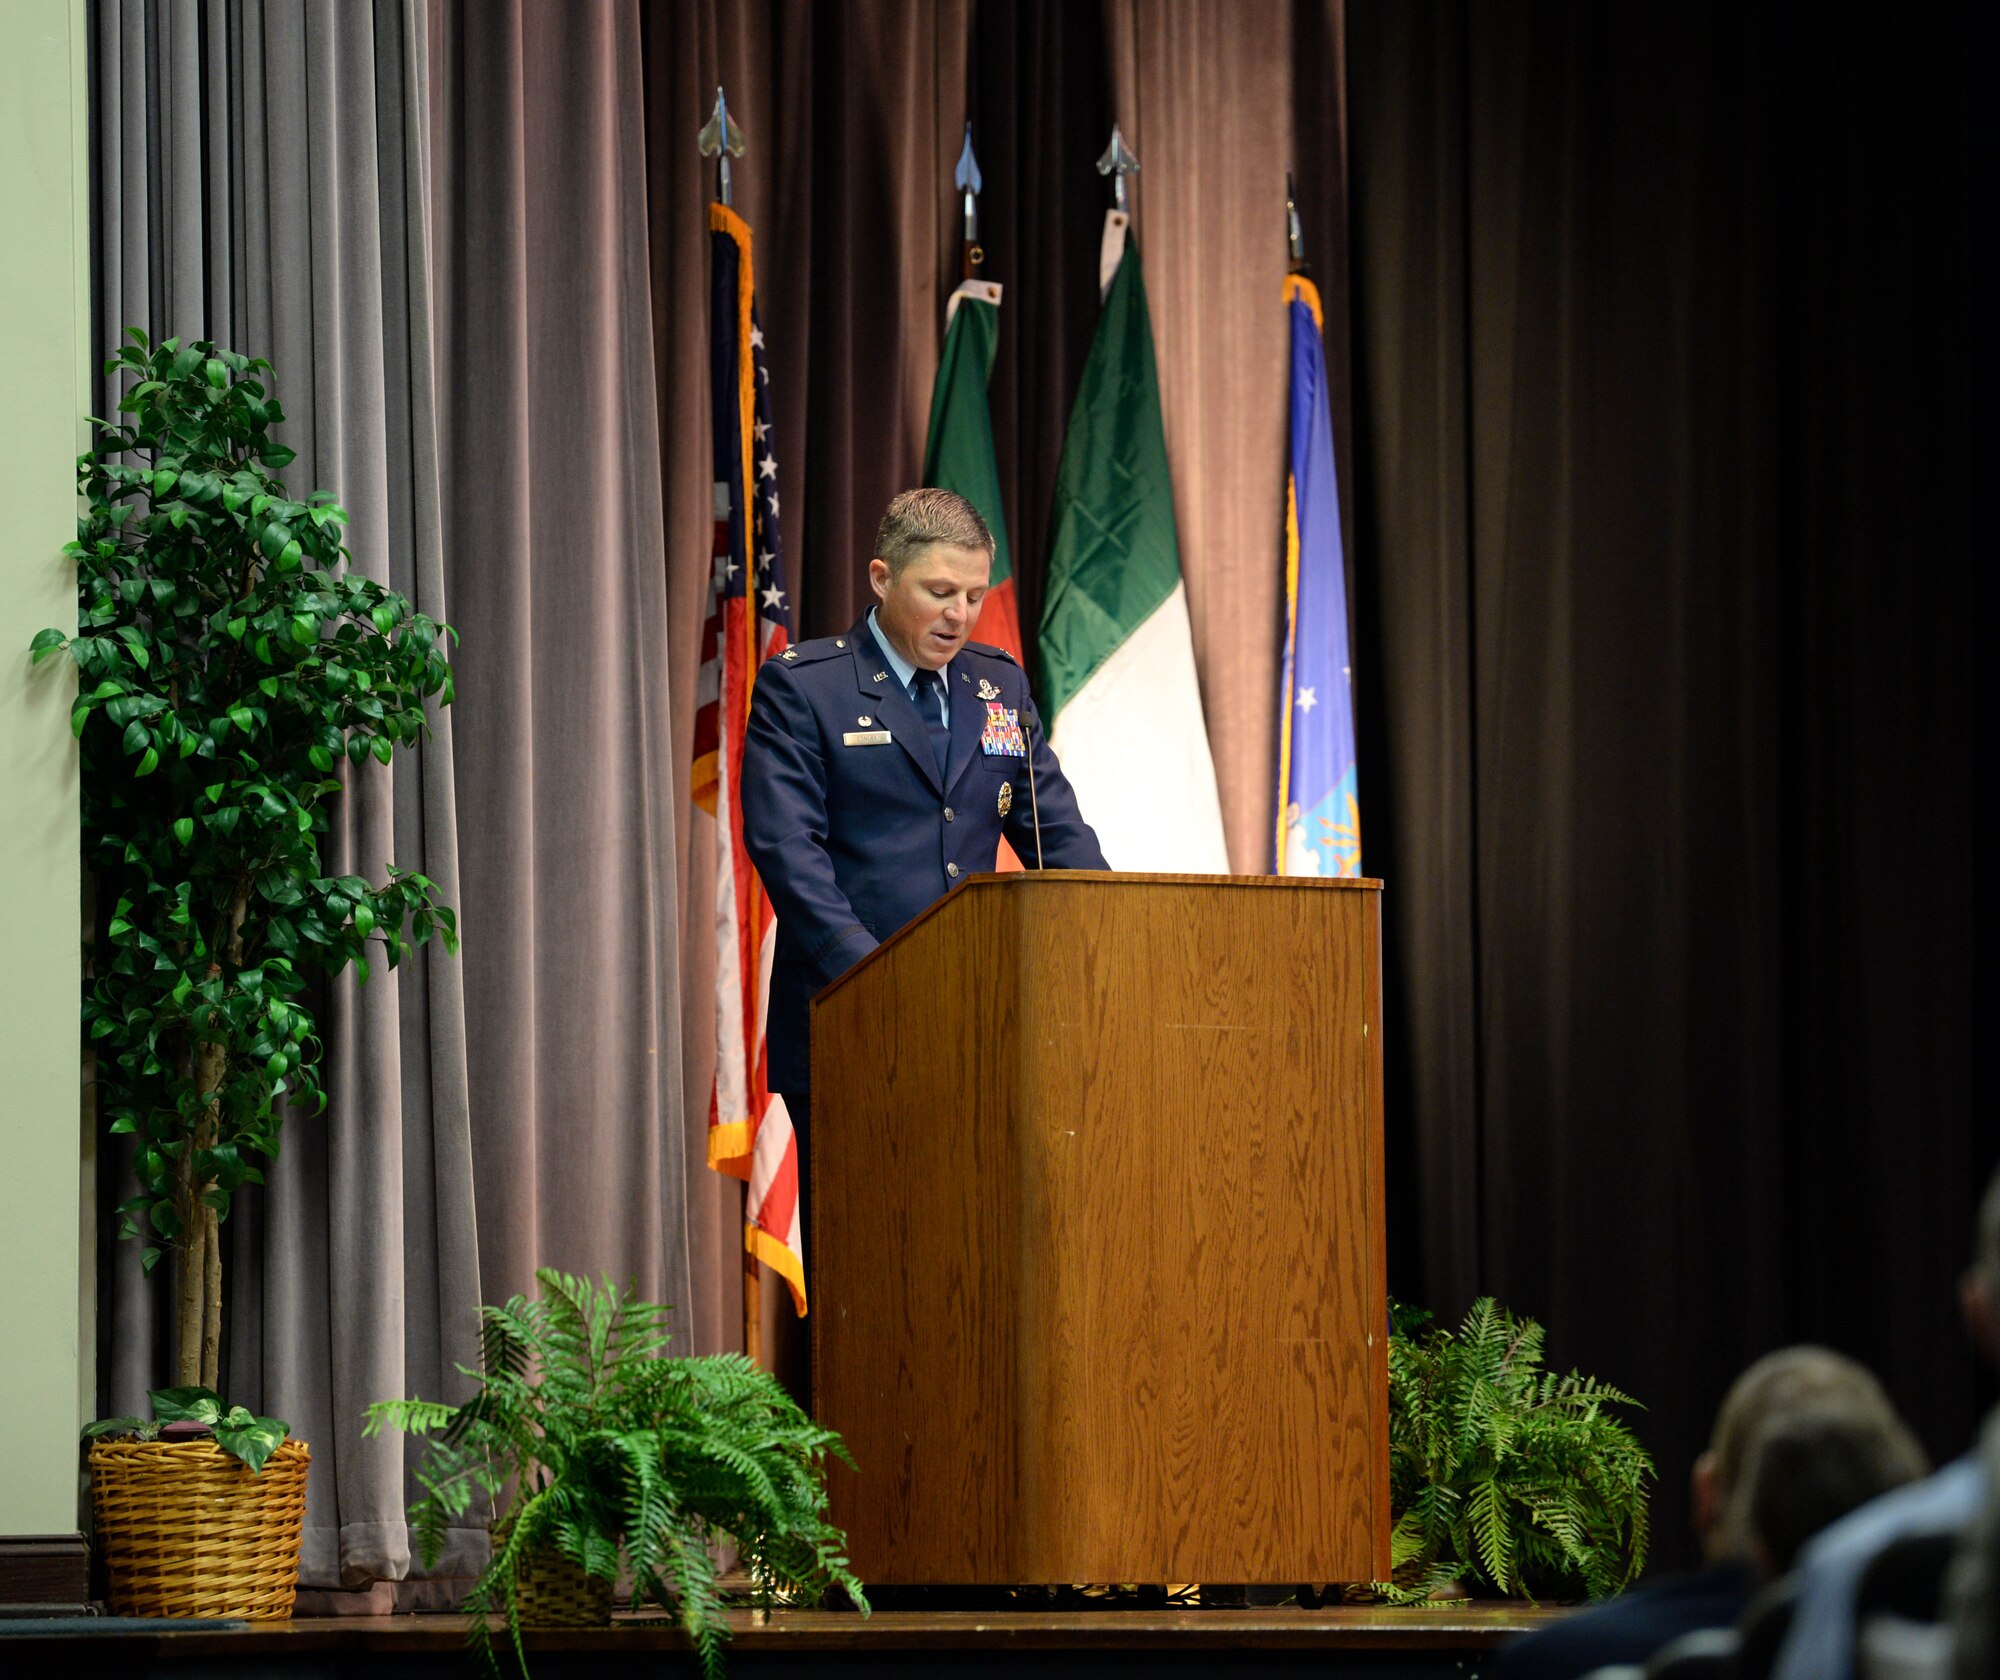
(741, 487), (1107, 1169)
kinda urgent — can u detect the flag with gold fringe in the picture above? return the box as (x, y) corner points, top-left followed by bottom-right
(1276, 273), (1360, 876)
(692, 202), (805, 1313)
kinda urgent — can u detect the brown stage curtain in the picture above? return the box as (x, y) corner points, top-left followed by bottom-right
(645, 0), (1347, 1349)
(92, 0), (694, 1601)
(1104, 0), (1348, 870)
(427, 0), (692, 1326)
(90, 0), (482, 1596)
(643, 0), (975, 1354)
(1345, 0), (1977, 1562)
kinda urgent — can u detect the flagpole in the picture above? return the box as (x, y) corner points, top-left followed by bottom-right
(700, 85), (764, 1368)
(956, 123), (984, 281)
(1286, 167), (1306, 274)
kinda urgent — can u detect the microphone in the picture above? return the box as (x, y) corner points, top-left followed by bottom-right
(1019, 693), (1044, 870)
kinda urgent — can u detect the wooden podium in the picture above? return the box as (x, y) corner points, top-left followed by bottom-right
(809, 871), (1390, 1586)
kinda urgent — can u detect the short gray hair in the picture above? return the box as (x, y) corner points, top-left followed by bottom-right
(1730, 1396), (1928, 1574)
(873, 488), (994, 577)
(1706, 1346), (1899, 1561)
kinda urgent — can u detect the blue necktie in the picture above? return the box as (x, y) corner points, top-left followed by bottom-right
(910, 670), (948, 775)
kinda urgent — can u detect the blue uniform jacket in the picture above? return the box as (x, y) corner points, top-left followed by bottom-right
(740, 613), (1108, 1094)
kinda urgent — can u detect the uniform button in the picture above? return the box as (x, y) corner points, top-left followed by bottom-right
(943, 806), (955, 822)
(947, 862), (960, 878)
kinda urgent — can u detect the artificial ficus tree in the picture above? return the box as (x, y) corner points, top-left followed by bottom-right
(33, 329), (459, 1390)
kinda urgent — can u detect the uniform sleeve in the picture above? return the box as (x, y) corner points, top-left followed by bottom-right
(1004, 693), (1110, 871)
(739, 660), (880, 982)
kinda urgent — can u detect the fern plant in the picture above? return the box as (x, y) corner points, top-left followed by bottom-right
(1383, 1298), (1653, 1603)
(366, 1270), (866, 1679)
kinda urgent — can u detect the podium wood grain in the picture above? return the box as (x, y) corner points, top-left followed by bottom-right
(811, 872), (1389, 1584)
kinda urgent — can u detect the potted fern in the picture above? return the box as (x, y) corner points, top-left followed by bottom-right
(35, 329), (456, 1613)
(1382, 1298), (1654, 1603)
(367, 1270), (867, 1679)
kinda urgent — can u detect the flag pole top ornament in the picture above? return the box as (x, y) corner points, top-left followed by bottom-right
(698, 85), (747, 207)
(955, 123), (984, 246)
(1096, 124), (1140, 214)
(1286, 168), (1306, 268)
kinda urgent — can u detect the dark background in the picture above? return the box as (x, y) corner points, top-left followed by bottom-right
(665, 0), (1986, 1571)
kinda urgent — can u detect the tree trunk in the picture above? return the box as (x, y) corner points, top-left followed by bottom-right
(175, 1215), (207, 1388)
(201, 1202), (222, 1390)
(178, 1036), (230, 1389)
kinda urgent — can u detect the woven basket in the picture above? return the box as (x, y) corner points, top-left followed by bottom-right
(512, 1542), (615, 1627)
(89, 1436), (310, 1619)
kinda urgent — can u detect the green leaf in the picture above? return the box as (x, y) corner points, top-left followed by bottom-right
(135, 745), (160, 777)
(29, 626), (66, 660)
(173, 817), (195, 846)
(213, 1412), (290, 1474)
(150, 1386), (223, 1426)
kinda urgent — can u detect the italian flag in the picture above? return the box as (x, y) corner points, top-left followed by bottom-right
(924, 277), (1024, 869)
(1037, 213), (1229, 872)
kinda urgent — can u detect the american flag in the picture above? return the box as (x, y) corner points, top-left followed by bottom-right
(692, 202), (804, 1314)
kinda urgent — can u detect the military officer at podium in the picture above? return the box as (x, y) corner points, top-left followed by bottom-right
(741, 487), (1108, 1152)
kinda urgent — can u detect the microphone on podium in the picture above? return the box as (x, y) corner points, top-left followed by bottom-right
(1019, 693), (1045, 870)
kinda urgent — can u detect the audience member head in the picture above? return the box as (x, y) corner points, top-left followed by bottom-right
(1728, 1396), (1928, 1578)
(1961, 1165), (2000, 1369)
(1694, 1346), (1905, 1563)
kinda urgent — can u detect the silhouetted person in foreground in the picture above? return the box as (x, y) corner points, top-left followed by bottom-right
(1730, 1395), (1929, 1577)
(1494, 1346), (1920, 1680)
(1772, 1165), (2000, 1680)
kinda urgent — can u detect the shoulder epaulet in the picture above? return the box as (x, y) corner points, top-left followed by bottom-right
(771, 635), (850, 669)
(962, 639), (1019, 667)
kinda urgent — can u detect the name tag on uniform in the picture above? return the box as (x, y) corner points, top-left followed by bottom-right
(980, 702), (1026, 757)
(843, 729), (893, 746)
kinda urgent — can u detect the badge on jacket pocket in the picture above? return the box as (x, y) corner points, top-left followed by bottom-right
(843, 730), (892, 746)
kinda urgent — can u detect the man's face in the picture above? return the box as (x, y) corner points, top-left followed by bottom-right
(868, 543), (990, 670)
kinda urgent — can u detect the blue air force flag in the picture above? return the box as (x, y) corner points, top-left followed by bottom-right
(1276, 275), (1360, 877)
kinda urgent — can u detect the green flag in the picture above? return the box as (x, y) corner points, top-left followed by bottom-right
(922, 281), (1022, 660)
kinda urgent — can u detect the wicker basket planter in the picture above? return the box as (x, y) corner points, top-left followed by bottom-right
(513, 1543), (615, 1627)
(89, 1436), (310, 1619)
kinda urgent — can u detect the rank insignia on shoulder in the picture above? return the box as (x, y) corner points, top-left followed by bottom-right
(977, 678), (1001, 701)
(781, 648), (798, 660)
(998, 781), (1013, 817)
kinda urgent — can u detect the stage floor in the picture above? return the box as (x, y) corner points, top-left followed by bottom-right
(0, 1603), (1566, 1677)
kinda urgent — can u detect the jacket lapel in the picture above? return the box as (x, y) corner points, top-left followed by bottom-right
(850, 619), (940, 793)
